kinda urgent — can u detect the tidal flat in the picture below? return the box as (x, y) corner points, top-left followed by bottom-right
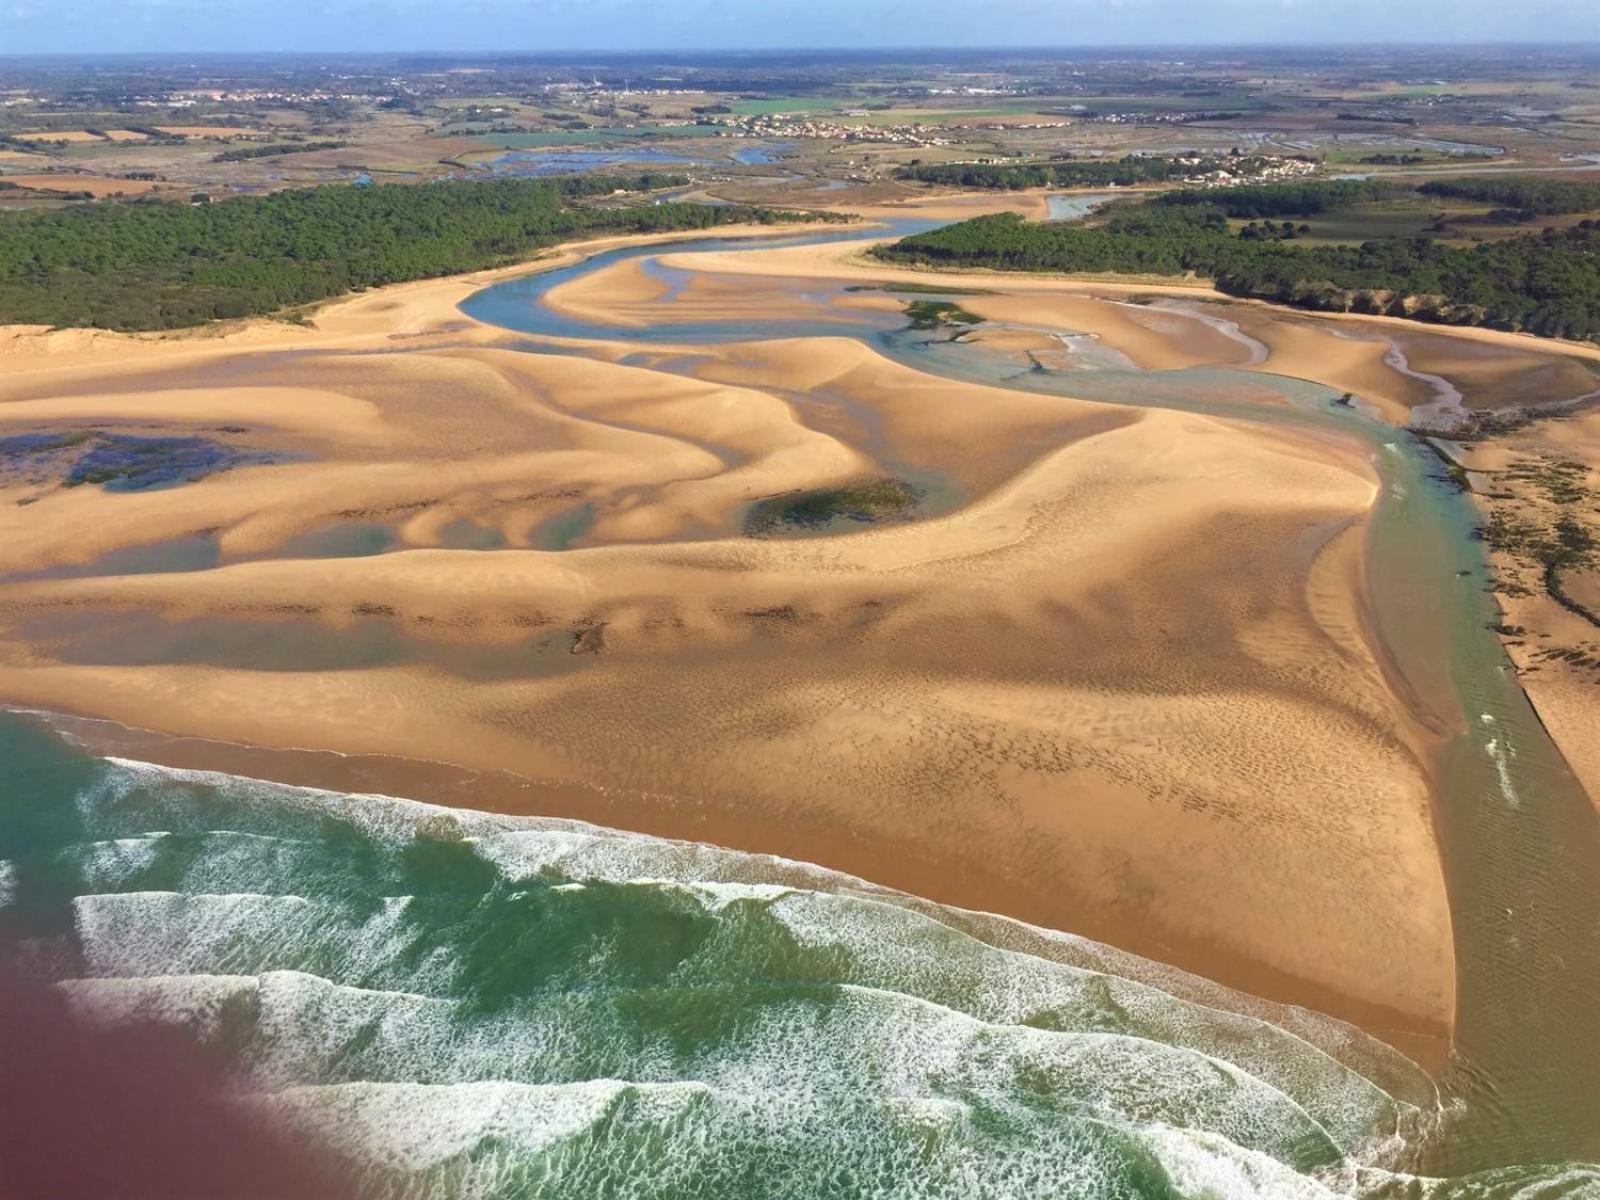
(3, 191), (1599, 1196)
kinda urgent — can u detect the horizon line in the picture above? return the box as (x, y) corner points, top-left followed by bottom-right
(4, 39), (1600, 60)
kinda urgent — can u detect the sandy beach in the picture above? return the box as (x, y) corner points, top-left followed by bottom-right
(5, 208), (1596, 1064)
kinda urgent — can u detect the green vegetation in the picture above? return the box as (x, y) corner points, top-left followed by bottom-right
(895, 154), (1286, 191)
(213, 140), (348, 163)
(1151, 178), (1403, 217)
(879, 205), (1232, 275)
(903, 299), (981, 329)
(0, 175), (828, 330)
(1481, 456), (1600, 630)
(728, 97), (834, 116)
(875, 183), (1600, 342)
(745, 479), (921, 536)
(1237, 219), (1314, 242)
(1418, 177), (1600, 221)
(844, 282), (994, 296)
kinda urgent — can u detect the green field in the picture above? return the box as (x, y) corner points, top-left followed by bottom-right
(1264, 205), (1442, 244)
(472, 126), (713, 149)
(1317, 147), (1502, 166)
(729, 97), (840, 116)
(1038, 93), (1263, 112)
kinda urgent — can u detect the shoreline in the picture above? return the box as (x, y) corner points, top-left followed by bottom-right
(16, 702), (1453, 1070)
(0, 207), (1479, 1044)
(0, 371), (1460, 1062)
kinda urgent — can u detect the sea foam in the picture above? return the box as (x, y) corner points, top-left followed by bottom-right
(9, 750), (1508, 1199)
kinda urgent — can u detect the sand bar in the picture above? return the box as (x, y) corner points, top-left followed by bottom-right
(0, 225), (1464, 1054)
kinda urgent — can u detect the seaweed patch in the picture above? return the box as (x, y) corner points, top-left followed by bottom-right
(0, 430), (275, 492)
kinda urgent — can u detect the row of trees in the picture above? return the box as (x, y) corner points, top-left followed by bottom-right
(875, 205), (1600, 342)
(893, 154), (1274, 191)
(1156, 174), (1600, 229)
(0, 176), (822, 330)
(212, 141), (348, 163)
(1151, 179), (1403, 217)
(1418, 177), (1600, 217)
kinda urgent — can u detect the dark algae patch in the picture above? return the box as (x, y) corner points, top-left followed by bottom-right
(68, 436), (242, 490)
(745, 478), (921, 537)
(903, 299), (982, 331)
(0, 430), (269, 492)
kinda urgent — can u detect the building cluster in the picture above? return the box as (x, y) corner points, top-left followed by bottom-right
(711, 113), (955, 147)
(125, 86), (404, 107)
(1173, 153), (1319, 186)
(541, 83), (709, 99)
(915, 86), (1020, 96)
(960, 121), (1070, 132)
(1087, 110), (1241, 126)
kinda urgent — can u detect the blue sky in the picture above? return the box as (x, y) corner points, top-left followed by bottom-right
(2, 0), (1597, 55)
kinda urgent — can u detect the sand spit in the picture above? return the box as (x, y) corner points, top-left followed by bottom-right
(597, 230), (1600, 431)
(0, 247), (1461, 1055)
(0, 401), (1454, 1045)
(18, 206), (1598, 1056)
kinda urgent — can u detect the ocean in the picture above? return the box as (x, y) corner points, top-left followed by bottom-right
(7, 712), (1599, 1198)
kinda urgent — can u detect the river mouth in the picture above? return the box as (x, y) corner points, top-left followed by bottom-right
(456, 215), (1600, 1180)
(3, 205), (1599, 1193)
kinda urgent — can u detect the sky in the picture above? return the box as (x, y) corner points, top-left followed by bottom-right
(1, 0), (1597, 55)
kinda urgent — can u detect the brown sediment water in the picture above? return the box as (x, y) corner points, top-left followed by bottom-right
(1358, 429), (1600, 1173)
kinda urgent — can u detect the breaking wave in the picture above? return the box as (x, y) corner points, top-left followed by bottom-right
(3, 719), (1597, 1198)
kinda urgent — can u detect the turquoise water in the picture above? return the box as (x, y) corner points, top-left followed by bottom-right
(7, 714), (1599, 1197)
(6, 211), (1600, 1196)
(0, 715), (1480, 1197)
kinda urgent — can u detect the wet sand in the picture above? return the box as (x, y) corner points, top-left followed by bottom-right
(666, 233), (1600, 402)
(1446, 410), (1600, 804)
(8, 211), (1593, 1062)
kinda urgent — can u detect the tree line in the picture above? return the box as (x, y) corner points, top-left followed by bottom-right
(893, 154), (1283, 191)
(1150, 178), (1405, 218)
(874, 201), (1600, 342)
(1417, 177), (1600, 220)
(0, 176), (828, 330)
(212, 141), (349, 163)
